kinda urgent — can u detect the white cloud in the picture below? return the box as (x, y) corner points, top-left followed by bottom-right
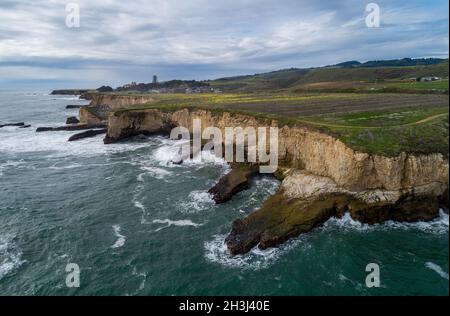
(0, 0), (448, 87)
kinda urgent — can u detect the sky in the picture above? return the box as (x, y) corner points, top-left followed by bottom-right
(0, 0), (448, 89)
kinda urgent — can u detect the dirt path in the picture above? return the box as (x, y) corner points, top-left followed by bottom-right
(296, 112), (449, 129)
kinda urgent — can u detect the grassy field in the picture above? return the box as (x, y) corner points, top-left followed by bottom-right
(383, 79), (449, 91)
(110, 92), (449, 157)
(209, 60), (449, 93)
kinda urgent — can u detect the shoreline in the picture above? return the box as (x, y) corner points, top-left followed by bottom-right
(48, 92), (449, 255)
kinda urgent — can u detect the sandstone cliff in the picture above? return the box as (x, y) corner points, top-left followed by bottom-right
(104, 108), (448, 192)
(102, 106), (449, 254)
(88, 93), (155, 109)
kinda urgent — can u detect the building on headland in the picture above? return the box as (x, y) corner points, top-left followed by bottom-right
(123, 81), (137, 89)
(417, 76), (441, 82)
(117, 78), (222, 94)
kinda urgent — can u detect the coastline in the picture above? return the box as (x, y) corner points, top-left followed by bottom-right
(65, 92), (449, 254)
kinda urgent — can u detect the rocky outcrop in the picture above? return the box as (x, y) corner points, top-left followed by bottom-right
(208, 165), (258, 203)
(225, 170), (448, 254)
(79, 107), (105, 125)
(88, 93), (155, 109)
(36, 123), (106, 132)
(104, 109), (173, 143)
(0, 122), (25, 128)
(51, 89), (89, 95)
(103, 106), (449, 254)
(68, 129), (107, 142)
(66, 116), (80, 124)
(66, 105), (83, 109)
(104, 108), (448, 190)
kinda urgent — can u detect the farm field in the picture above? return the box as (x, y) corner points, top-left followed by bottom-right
(112, 92), (449, 156)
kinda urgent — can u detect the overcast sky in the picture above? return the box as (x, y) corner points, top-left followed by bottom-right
(0, 0), (448, 89)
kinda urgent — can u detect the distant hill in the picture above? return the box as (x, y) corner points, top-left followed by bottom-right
(209, 58), (449, 92)
(334, 58), (445, 68)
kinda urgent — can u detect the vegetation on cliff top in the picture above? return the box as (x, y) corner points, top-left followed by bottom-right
(110, 92), (449, 157)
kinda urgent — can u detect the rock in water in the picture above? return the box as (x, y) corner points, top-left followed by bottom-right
(66, 116), (80, 124)
(208, 165), (257, 203)
(225, 187), (446, 255)
(66, 105), (83, 109)
(19, 124), (31, 128)
(68, 129), (107, 142)
(171, 156), (183, 165)
(0, 122), (25, 128)
(36, 123), (106, 132)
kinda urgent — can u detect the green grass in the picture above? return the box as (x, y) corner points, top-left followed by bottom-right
(384, 79), (449, 91)
(206, 61), (449, 94)
(322, 115), (449, 156)
(110, 92), (449, 157)
(300, 106), (449, 127)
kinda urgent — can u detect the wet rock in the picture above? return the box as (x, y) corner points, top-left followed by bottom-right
(0, 122), (25, 128)
(66, 116), (80, 124)
(208, 165), (258, 204)
(51, 89), (89, 95)
(225, 189), (444, 255)
(19, 124), (31, 128)
(36, 123), (106, 132)
(349, 194), (440, 224)
(68, 129), (107, 142)
(66, 105), (83, 109)
(225, 192), (345, 255)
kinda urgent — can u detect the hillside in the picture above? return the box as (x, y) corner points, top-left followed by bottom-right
(209, 58), (449, 93)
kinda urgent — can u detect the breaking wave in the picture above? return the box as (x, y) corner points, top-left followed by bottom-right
(177, 190), (215, 213)
(111, 225), (126, 249)
(205, 210), (449, 270)
(0, 234), (25, 280)
(150, 138), (228, 168)
(204, 234), (311, 270)
(152, 219), (203, 232)
(324, 210), (449, 234)
(425, 262), (449, 280)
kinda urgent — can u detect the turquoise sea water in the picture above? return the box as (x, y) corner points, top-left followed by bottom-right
(0, 90), (448, 295)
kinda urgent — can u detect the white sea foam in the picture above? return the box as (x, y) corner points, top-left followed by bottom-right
(152, 219), (202, 232)
(324, 210), (449, 234)
(150, 138), (228, 168)
(204, 234), (310, 270)
(111, 225), (126, 249)
(205, 210), (449, 270)
(0, 234), (25, 280)
(139, 166), (172, 180)
(0, 126), (149, 158)
(246, 177), (280, 203)
(49, 163), (83, 170)
(425, 262), (449, 280)
(178, 190), (215, 213)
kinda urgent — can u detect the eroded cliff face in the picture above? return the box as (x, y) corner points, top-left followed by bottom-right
(105, 108), (448, 191)
(79, 94), (156, 125)
(89, 93), (155, 109)
(79, 107), (104, 125)
(104, 107), (449, 254)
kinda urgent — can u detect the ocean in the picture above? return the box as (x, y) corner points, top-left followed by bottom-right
(0, 90), (448, 295)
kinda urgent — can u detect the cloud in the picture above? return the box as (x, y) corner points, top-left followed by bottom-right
(0, 0), (448, 88)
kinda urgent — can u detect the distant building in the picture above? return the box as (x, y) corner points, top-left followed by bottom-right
(123, 81), (137, 89)
(153, 75), (158, 85)
(417, 76), (440, 82)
